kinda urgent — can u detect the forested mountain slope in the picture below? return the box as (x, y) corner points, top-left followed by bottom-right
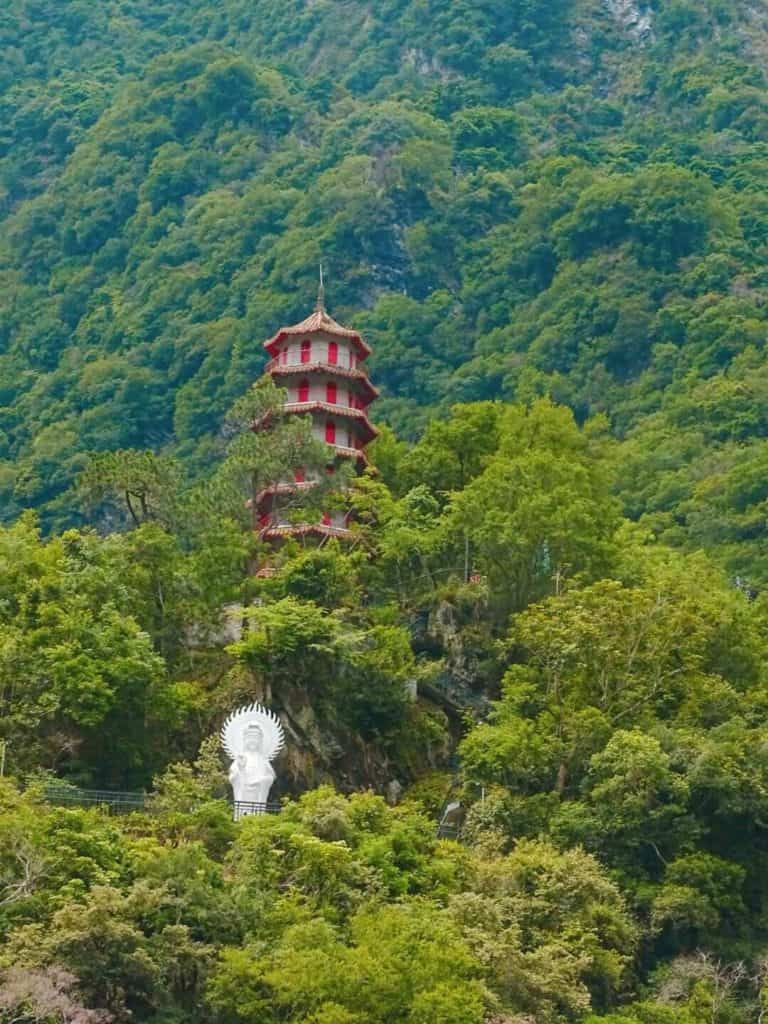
(7, 5), (768, 1023)
(2, 0), (768, 587)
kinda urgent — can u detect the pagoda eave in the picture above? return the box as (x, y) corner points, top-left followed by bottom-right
(254, 480), (316, 505)
(282, 401), (377, 437)
(332, 444), (370, 466)
(264, 308), (371, 357)
(260, 523), (355, 542)
(254, 403), (378, 445)
(267, 360), (380, 400)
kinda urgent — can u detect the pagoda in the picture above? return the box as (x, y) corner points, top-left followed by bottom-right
(254, 288), (378, 544)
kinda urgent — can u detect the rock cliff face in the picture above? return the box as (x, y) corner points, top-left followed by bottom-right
(422, 601), (490, 712)
(604, 0), (653, 40)
(226, 675), (449, 803)
(407, 591), (499, 726)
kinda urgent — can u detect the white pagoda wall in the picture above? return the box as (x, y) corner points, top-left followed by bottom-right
(279, 334), (359, 369)
(288, 374), (360, 407)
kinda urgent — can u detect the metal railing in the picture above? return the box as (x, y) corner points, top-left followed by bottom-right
(44, 786), (147, 812)
(281, 400), (373, 422)
(265, 359), (371, 381)
(436, 822), (460, 839)
(42, 786), (460, 838)
(233, 801), (282, 819)
(43, 786), (282, 818)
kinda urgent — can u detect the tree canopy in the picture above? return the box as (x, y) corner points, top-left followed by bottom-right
(4, 1), (768, 1022)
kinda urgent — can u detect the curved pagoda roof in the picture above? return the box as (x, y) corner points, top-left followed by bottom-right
(264, 304), (372, 358)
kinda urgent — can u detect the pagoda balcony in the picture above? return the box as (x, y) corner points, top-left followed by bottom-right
(266, 359), (379, 400)
(281, 398), (373, 420)
(266, 358), (375, 384)
(259, 523), (355, 542)
(331, 443), (369, 463)
(253, 480), (316, 505)
(280, 400), (378, 443)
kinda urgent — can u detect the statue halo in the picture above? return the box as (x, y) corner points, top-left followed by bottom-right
(220, 702), (285, 762)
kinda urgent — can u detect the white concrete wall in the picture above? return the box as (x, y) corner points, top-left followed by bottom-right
(278, 334), (358, 369)
(289, 374), (358, 407)
(311, 415), (354, 449)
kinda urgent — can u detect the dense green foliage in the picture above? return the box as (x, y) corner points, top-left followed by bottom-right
(1, 0), (768, 591)
(4, 398), (768, 1022)
(0, 785), (640, 1024)
(5, 1), (768, 1021)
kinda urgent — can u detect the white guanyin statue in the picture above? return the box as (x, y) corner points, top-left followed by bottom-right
(220, 703), (285, 819)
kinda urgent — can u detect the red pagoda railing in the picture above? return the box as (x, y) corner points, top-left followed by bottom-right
(281, 399), (374, 421)
(265, 358), (378, 391)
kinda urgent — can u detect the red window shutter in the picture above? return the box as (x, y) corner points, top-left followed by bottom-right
(322, 512), (331, 526)
(325, 420), (336, 444)
(294, 469), (305, 483)
(258, 513), (270, 528)
(298, 379), (309, 402)
(326, 382), (337, 404)
(301, 339), (311, 364)
(328, 341), (338, 365)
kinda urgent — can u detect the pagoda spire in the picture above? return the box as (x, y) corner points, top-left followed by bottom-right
(315, 263), (326, 313)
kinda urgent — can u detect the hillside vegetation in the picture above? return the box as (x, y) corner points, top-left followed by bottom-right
(0, 0), (767, 587)
(5, 1), (768, 1023)
(5, 396), (768, 1023)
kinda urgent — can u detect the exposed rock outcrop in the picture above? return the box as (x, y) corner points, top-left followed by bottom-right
(605, 0), (653, 40)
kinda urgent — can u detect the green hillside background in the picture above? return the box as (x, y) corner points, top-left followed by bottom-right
(1, 0), (768, 586)
(5, 3), (768, 1022)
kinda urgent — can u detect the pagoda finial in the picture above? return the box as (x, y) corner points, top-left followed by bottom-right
(316, 263), (326, 312)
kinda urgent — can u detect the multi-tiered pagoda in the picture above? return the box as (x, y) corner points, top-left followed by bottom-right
(254, 294), (378, 543)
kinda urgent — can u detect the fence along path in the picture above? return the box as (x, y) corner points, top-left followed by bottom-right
(43, 784), (281, 817)
(43, 784), (460, 837)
